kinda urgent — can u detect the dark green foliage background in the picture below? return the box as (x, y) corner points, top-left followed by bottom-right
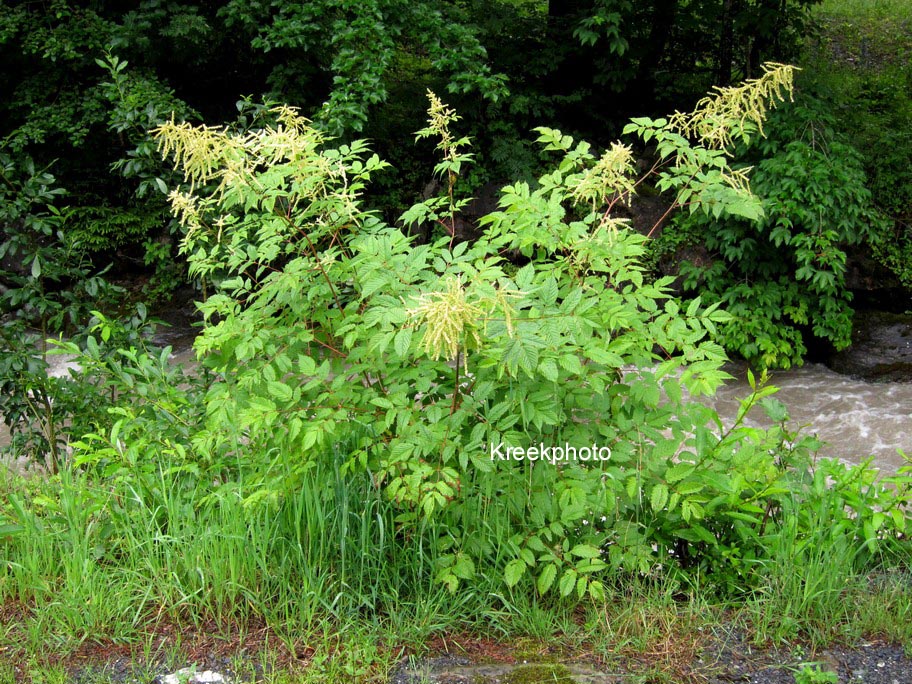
(0, 0), (819, 256)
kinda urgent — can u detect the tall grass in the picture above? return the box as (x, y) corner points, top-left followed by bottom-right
(1, 448), (524, 650)
(3, 458), (912, 683)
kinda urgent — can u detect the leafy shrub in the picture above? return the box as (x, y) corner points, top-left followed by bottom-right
(22, 67), (901, 617)
(794, 663), (838, 684)
(132, 66), (889, 595)
(65, 204), (162, 253)
(0, 151), (125, 470)
(61, 315), (210, 495)
(665, 96), (886, 369)
(218, 0), (508, 135)
(0, 305), (162, 473)
(0, 147), (186, 470)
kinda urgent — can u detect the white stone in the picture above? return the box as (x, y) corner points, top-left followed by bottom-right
(159, 669), (228, 684)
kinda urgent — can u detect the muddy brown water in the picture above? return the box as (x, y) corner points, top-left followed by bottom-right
(1, 346), (909, 474)
(712, 361), (911, 473)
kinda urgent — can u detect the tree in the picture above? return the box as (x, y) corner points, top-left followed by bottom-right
(0, 0), (508, 276)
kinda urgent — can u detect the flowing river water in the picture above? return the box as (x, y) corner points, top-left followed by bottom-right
(2, 323), (910, 474)
(711, 361), (911, 472)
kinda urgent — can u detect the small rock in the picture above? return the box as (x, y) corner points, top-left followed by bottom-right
(828, 310), (912, 382)
(157, 669), (228, 684)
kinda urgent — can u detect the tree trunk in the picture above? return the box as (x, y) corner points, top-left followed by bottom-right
(630, 0), (678, 108)
(548, 0), (588, 20)
(544, 0), (595, 128)
(717, 0), (734, 85)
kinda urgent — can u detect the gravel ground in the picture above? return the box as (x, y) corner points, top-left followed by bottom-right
(695, 627), (911, 684)
(389, 632), (912, 684)
(64, 635), (910, 684)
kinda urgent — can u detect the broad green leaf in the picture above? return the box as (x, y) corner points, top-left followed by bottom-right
(666, 463), (695, 483)
(505, 559), (526, 588)
(394, 328), (412, 357)
(676, 481), (705, 496)
(558, 568), (577, 597)
(537, 563), (557, 595)
(570, 544), (601, 559)
(559, 354), (583, 375)
(539, 358), (559, 382)
(453, 554), (475, 580)
(576, 575), (587, 599)
(588, 580), (605, 601)
(267, 381), (293, 402)
(651, 483), (669, 512)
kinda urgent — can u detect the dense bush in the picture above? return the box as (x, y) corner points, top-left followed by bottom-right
(149, 69), (794, 592)
(660, 96), (886, 369)
(48, 67), (906, 594)
(0, 151), (126, 470)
